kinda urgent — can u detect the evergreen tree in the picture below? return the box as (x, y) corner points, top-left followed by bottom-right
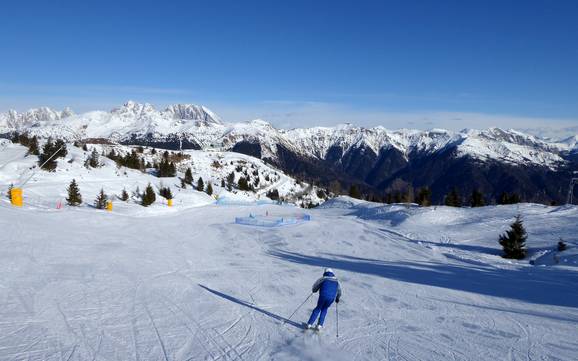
(94, 188), (108, 209)
(38, 138), (58, 171)
(159, 186), (173, 200)
(558, 239), (567, 252)
(508, 193), (521, 204)
(206, 182), (213, 196)
(27, 136), (39, 155)
(498, 192), (521, 205)
(66, 179), (82, 206)
(237, 177), (251, 191)
(115, 150), (141, 170)
(444, 188), (462, 207)
(107, 149), (118, 160)
(184, 168), (193, 185)
(470, 189), (485, 207)
(499, 215), (527, 259)
(120, 188), (129, 201)
(157, 158), (176, 177)
(348, 184), (361, 199)
(226, 172), (235, 186)
(53, 139), (68, 158)
(401, 186), (414, 203)
(415, 187), (432, 206)
(221, 179), (226, 188)
(82, 143), (89, 151)
(141, 184), (156, 206)
(266, 188), (280, 201)
(18, 133), (30, 146)
(196, 177), (205, 192)
(86, 148), (101, 168)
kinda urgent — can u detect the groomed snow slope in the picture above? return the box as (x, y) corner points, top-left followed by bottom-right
(1, 197), (577, 360)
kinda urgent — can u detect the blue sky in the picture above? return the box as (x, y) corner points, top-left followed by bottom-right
(1, 0), (577, 130)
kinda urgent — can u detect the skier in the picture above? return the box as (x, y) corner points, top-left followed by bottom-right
(306, 268), (341, 331)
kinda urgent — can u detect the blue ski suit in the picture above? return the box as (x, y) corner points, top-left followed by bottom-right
(307, 271), (342, 326)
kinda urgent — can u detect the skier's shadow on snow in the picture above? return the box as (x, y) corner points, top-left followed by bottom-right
(198, 284), (303, 329)
(268, 250), (578, 310)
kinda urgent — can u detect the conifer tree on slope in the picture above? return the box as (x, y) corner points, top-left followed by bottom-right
(66, 179), (82, 206)
(28, 136), (39, 156)
(94, 188), (108, 209)
(499, 215), (527, 259)
(196, 177), (205, 192)
(159, 186), (173, 200)
(444, 188), (461, 207)
(141, 184), (156, 207)
(206, 182), (213, 196)
(120, 188), (129, 201)
(415, 187), (431, 206)
(184, 168), (193, 185)
(470, 189), (485, 207)
(348, 184), (361, 199)
(87, 148), (101, 168)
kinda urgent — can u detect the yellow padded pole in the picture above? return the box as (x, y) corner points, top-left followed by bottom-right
(11, 188), (23, 207)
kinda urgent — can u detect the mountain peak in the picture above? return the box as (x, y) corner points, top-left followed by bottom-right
(163, 103), (222, 125)
(112, 101), (156, 117)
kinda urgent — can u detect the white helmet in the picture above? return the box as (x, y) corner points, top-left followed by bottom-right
(324, 268), (334, 274)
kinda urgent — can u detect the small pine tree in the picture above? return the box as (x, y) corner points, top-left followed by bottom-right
(197, 177), (205, 192)
(415, 187), (431, 206)
(159, 186), (173, 200)
(39, 139), (58, 171)
(238, 177), (251, 191)
(53, 139), (68, 158)
(221, 179), (226, 188)
(27, 136), (39, 155)
(470, 189), (485, 207)
(226, 172), (235, 186)
(348, 184), (361, 199)
(94, 188), (108, 209)
(86, 148), (101, 168)
(141, 184), (156, 207)
(508, 193), (521, 204)
(499, 215), (527, 259)
(66, 179), (82, 206)
(184, 168), (193, 185)
(557, 238), (567, 252)
(120, 188), (129, 201)
(444, 188), (462, 207)
(206, 182), (213, 196)
(266, 188), (280, 201)
(82, 143), (89, 152)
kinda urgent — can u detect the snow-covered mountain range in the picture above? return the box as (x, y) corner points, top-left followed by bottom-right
(1, 101), (576, 163)
(2, 102), (577, 203)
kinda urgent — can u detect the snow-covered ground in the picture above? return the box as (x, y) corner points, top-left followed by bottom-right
(0, 141), (323, 210)
(1, 193), (578, 360)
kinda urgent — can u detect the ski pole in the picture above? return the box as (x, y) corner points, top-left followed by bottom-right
(284, 293), (313, 324)
(336, 302), (339, 338)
